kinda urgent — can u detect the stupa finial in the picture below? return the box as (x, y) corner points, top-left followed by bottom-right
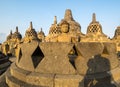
(30, 21), (33, 29)
(64, 9), (74, 21)
(54, 16), (57, 24)
(92, 13), (96, 22)
(16, 26), (18, 32)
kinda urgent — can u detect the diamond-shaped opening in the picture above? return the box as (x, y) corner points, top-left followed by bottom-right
(32, 46), (44, 68)
(102, 46), (109, 55)
(68, 45), (78, 69)
(18, 49), (22, 62)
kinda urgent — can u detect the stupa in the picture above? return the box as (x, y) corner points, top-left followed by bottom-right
(7, 30), (13, 41)
(81, 13), (110, 42)
(45, 16), (61, 42)
(12, 26), (22, 42)
(2, 27), (22, 56)
(1, 9), (120, 87)
(59, 9), (85, 38)
(112, 26), (120, 51)
(37, 28), (45, 42)
(22, 22), (39, 43)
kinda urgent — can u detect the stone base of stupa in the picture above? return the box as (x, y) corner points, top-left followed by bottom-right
(3, 63), (120, 87)
(1, 42), (120, 87)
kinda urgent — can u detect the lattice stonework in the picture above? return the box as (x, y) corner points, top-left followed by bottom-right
(115, 29), (120, 36)
(49, 27), (61, 35)
(25, 29), (37, 37)
(88, 24), (101, 33)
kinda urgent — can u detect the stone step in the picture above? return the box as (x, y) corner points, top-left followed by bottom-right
(0, 56), (8, 61)
(9, 63), (120, 87)
(110, 66), (120, 81)
(10, 63), (55, 87)
(10, 63), (31, 82)
(0, 72), (8, 87)
(6, 69), (42, 87)
(10, 63), (84, 87)
(0, 61), (11, 75)
(0, 57), (9, 64)
(0, 61), (11, 69)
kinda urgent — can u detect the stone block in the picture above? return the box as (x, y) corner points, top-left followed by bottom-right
(6, 69), (41, 87)
(75, 42), (119, 75)
(110, 66), (120, 81)
(55, 74), (83, 87)
(35, 42), (76, 74)
(10, 63), (30, 82)
(75, 42), (104, 58)
(26, 73), (54, 87)
(102, 42), (119, 69)
(17, 41), (39, 71)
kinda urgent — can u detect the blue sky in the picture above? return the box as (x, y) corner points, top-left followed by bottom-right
(0, 0), (120, 42)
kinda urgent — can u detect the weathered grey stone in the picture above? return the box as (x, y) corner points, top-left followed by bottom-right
(10, 63), (30, 82)
(55, 74), (83, 87)
(102, 42), (119, 69)
(17, 41), (39, 71)
(6, 69), (41, 87)
(75, 42), (119, 75)
(35, 42), (76, 74)
(26, 73), (54, 87)
(75, 42), (104, 58)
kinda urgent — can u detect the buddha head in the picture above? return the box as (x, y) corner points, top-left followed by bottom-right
(60, 20), (69, 33)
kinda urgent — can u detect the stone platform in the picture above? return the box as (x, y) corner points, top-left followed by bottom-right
(5, 63), (120, 87)
(0, 52), (11, 75)
(1, 42), (120, 87)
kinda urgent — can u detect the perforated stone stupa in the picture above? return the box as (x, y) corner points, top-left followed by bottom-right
(2, 27), (22, 56)
(37, 28), (45, 42)
(45, 16), (61, 42)
(112, 26), (120, 51)
(1, 9), (120, 87)
(81, 13), (110, 42)
(22, 22), (39, 43)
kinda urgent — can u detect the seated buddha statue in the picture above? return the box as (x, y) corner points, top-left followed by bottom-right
(57, 20), (79, 42)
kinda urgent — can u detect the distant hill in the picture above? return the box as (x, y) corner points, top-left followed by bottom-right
(0, 33), (6, 43)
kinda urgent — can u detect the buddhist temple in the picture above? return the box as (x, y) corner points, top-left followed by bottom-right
(45, 16), (61, 42)
(22, 22), (39, 43)
(6, 30), (12, 41)
(112, 26), (120, 51)
(59, 9), (81, 34)
(81, 13), (110, 42)
(2, 27), (22, 56)
(37, 28), (45, 42)
(59, 9), (85, 40)
(0, 9), (120, 87)
(12, 26), (22, 42)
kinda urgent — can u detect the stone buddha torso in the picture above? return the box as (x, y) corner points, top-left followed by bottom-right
(57, 21), (72, 42)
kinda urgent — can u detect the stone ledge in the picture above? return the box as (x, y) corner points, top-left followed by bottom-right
(0, 61), (10, 69)
(8, 62), (120, 87)
(6, 69), (41, 87)
(110, 66), (120, 81)
(26, 72), (54, 87)
(10, 63), (31, 82)
(55, 74), (83, 87)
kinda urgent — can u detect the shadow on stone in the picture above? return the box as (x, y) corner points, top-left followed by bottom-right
(79, 54), (116, 87)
